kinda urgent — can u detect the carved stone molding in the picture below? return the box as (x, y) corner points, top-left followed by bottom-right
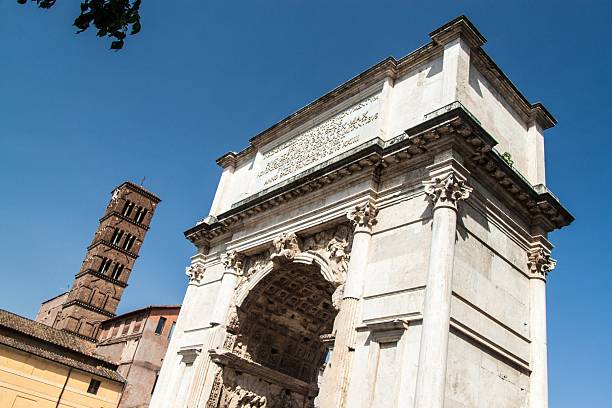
(185, 110), (573, 247)
(178, 346), (202, 365)
(235, 224), (353, 300)
(222, 250), (244, 274)
(527, 246), (556, 280)
(205, 370), (224, 408)
(270, 232), (301, 264)
(424, 172), (473, 209)
(347, 202), (378, 232)
(186, 254), (207, 284)
(209, 349), (318, 397)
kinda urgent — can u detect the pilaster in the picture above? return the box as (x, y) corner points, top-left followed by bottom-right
(527, 242), (556, 408)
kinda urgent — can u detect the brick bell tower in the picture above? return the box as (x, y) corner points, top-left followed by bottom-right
(36, 182), (161, 341)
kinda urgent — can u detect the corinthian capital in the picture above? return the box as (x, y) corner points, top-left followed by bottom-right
(222, 250), (244, 273)
(186, 254), (207, 284)
(347, 202), (378, 231)
(527, 247), (557, 280)
(424, 172), (472, 209)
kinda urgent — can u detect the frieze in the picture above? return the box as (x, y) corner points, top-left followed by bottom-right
(205, 363), (314, 408)
(257, 94), (379, 187)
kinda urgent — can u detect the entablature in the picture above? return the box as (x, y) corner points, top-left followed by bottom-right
(185, 104), (573, 247)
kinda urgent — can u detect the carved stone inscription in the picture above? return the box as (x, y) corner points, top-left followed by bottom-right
(257, 94), (380, 187)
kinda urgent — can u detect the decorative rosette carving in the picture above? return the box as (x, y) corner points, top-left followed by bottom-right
(423, 172), (472, 209)
(347, 202), (378, 231)
(527, 247), (557, 280)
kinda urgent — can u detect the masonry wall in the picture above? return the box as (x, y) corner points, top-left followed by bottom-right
(35, 293), (68, 328)
(0, 345), (122, 408)
(385, 54), (444, 139)
(150, 284), (219, 407)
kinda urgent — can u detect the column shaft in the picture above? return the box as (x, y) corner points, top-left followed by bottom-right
(414, 205), (457, 408)
(320, 228), (371, 408)
(320, 202), (376, 408)
(529, 278), (548, 408)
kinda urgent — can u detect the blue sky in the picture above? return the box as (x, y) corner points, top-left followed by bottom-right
(1, 1), (610, 406)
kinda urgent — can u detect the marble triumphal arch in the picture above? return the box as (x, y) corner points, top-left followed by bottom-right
(151, 16), (573, 408)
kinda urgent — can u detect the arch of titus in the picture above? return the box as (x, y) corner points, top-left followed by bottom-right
(151, 16), (573, 408)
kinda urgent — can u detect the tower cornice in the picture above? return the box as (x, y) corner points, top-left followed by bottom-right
(74, 269), (128, 288)
(99, 211), (151, 230)
(114, 181), (162, 203)
(61, 299), (116, 318)
(87, 240), (140, 259)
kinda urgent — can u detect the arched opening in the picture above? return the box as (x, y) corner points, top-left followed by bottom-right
(210, 260), (339, 407)
(237, 262), (337, 382)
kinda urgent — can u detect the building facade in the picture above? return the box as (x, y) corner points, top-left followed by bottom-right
(36, 182), (161, 341)
(151, 16), (573, 408)
(0, 309), (124, 408)
(95, 306), (180, 408)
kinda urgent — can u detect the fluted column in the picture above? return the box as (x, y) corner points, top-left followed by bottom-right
(185, 250), (243, 408)
(319, 202), (377, 408)
(211, 250), (243, 325)
(527, 245), (556, 408)
(414, 172), (472, 408)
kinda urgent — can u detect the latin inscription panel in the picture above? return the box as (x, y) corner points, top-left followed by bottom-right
(257, 94), (380, 188)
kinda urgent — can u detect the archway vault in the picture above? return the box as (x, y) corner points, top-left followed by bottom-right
(207, 224), (353, 408)
(234, 251), (337, 308)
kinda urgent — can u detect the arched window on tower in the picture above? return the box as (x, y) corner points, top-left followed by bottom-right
(110, 263), (124, 280)
(98, 257), (112, 274)
(122, 200), (135, 217)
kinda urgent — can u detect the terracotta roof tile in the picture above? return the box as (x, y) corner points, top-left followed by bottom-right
(0, 309), (124, 383)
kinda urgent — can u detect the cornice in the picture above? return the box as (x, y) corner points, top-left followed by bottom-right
(87, 240), (139, 259)
(61, 300), (116, 318)
(215, 152), (238, 169)
(74, 269), (128, 288)
(429, 14), (487, 49)
(470, 50), (556, 129)
(115, 181), (161, 204)
(97, 331), (143, 346)
(185, 104), (573, 246)
(99, 211), (150, 231)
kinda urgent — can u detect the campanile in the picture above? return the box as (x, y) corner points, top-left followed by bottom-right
(36, 182), (160, 341)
